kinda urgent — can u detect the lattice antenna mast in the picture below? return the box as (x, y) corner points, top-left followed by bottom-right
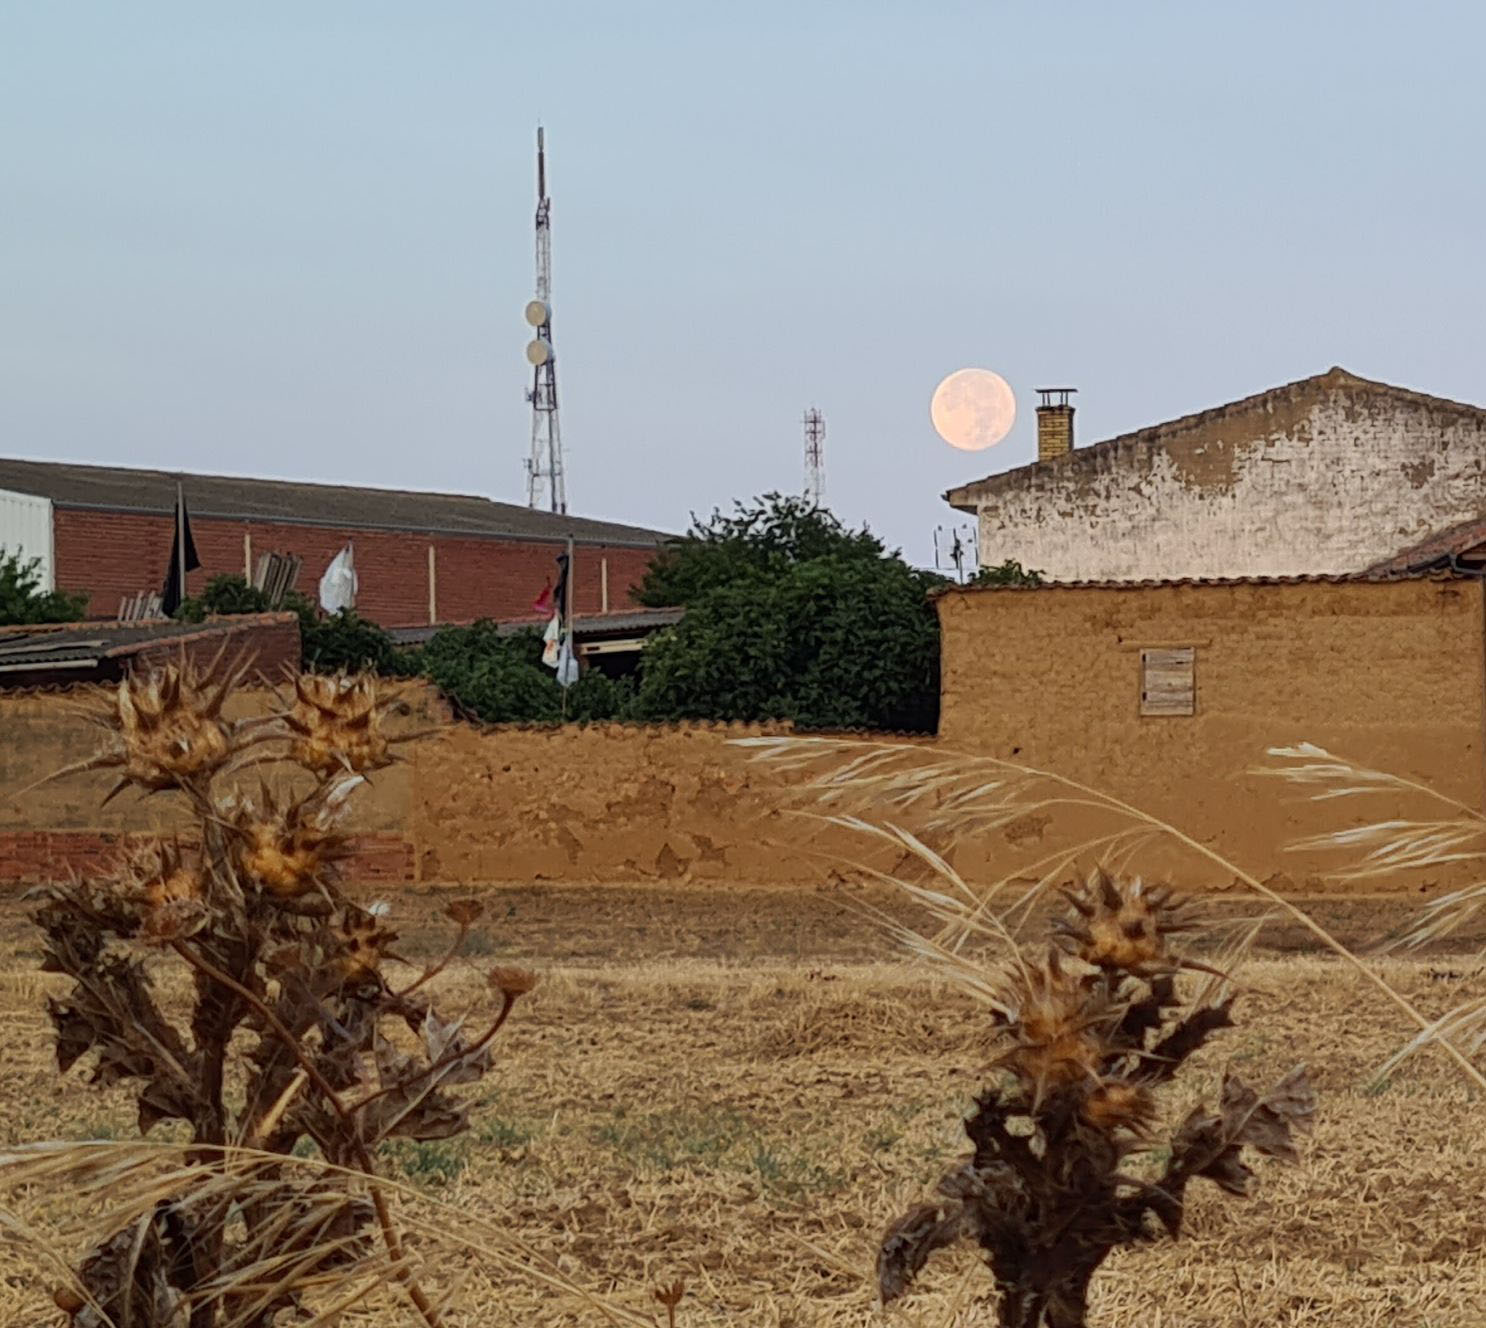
(933, 523), (978, 582)
(803, 407), (825, 507)
(524, 126), (567, 513)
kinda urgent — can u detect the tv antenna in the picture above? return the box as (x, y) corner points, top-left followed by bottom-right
(803, 407), (825, 507)
(934, 523), (978, 582)
(524, 126), (567, 513)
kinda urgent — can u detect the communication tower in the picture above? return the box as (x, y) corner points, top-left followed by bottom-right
(524, 126), (567, 513)
(803, 407), (825, 507)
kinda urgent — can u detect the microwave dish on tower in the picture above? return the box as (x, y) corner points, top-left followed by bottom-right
(524, 126), (567, 513)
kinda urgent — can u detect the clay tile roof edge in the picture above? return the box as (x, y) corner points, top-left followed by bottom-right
(930, 568), (1471, 598)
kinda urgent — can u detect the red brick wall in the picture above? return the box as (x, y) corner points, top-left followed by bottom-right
(53, 508), (658, 626)
(0, 830), (413, 889)
(130, 615), (302, 679)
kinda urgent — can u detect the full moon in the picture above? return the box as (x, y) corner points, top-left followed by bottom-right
(931, 368), (1017, 452)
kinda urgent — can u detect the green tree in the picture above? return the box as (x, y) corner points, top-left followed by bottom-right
(0, 550), (88, 625)
(634, 498), (945, 732)
(637, 493), (889, 607)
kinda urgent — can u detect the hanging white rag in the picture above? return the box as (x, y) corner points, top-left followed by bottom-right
(555, 633), (579, 687)
(319, 545), (358, 614)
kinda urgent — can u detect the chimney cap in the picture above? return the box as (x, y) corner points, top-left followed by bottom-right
(1036, 387), (1078, 408)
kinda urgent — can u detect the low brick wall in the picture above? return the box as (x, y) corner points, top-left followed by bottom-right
(0, 831), (413, 889)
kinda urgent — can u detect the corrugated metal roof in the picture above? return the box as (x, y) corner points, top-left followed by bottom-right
(0, 456), (671, 548)
(0, 614), (294, 671)
(386, 606), (684, 647)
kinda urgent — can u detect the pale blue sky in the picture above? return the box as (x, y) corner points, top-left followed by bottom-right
(4, 2), (1484, 565)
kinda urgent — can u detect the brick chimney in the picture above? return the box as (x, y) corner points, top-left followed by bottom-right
(1036, 387), (1077, 462)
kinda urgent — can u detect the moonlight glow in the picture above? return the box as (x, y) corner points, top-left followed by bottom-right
(931, 368), (1017, 451)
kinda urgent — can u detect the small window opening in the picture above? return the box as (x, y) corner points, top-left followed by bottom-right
(1140, 647), (1195, 717)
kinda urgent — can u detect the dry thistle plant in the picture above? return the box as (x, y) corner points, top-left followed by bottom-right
(25, 649), (534, 1328)
(877, 868), (1315, 1328)
(652, 1278), (685, 1328)
(738, 734), (1486, 1091)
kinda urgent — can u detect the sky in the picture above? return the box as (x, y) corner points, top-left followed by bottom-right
(4, 2), (1485, 567)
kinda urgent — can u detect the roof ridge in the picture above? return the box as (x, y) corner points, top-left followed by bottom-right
(933, 569), (1466, 595)
(946, 366), (1486, 507)
(0, 454), (515, 508)
(0, 454), (671, 542)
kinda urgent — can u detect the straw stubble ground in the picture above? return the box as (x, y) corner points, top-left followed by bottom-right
(1, 885), (1483, 1326)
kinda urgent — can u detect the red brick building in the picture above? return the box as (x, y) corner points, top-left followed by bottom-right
(0, 458), (669, 626)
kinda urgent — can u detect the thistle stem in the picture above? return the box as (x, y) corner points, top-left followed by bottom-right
(169, 939), (446, 1328)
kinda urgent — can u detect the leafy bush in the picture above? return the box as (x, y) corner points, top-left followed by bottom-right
(301, 610), (401, 674)
(563, 669), (638, 723)
(970, 558), (1044, 587)
(421, 625), (563, 724)
(175, 572), (278, 622)
(413, 621), (636, 724)
(0, 549), (88, 625)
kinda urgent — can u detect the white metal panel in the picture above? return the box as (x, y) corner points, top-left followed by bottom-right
(0, 488), (55, 590)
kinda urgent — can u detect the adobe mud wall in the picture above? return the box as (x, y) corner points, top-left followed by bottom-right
(403, 723), (924, 887)
(0, 685), (903, 890)
(3, 576), (1482, 895)
(937, 577), (1486, 889)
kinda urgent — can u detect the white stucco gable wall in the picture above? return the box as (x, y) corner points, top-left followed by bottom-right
(955, 371), (1486, 583)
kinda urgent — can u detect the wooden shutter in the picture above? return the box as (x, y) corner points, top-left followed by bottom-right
(1140, 647), (1195, 716)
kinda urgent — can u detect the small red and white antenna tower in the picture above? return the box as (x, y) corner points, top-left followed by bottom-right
(524, 126), (567, 513)
(803, 407), (825, 508)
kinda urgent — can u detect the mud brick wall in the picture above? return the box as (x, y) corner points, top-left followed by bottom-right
(3, 574), (1483, 895)
(936, 576), (1486, 889)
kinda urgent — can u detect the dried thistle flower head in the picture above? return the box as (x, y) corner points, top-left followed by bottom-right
(996, 951), (1113, 1101)
(283, 673), (399, 776)
(1080, 1079), (1156, 1136)
(489, 966), (539, 999)
(114, 838), (208, 942)
(1054, 868), (1192, 976)
(331, 907), (400, 987)
(653, 1279), (686, 1328)
(75, 649), (251, 799)
(225, 775), (361, 904)
(445, 898), (483, 927)
(117, 838), (204, 910)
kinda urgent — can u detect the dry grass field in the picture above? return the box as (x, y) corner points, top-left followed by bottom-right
(2, 884), (1483, 1327)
